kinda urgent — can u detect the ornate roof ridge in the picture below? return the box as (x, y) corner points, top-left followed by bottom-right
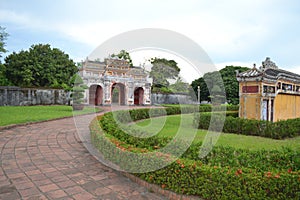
(236, 64), (262, 78)
(264, 67), (300, 81)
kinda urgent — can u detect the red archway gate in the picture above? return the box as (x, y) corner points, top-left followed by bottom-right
(89, 85), (103, 105)
(134, 87), (144, 105)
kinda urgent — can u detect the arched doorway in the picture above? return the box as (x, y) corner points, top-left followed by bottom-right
(89, 85), (103, 105)
(134, 87), (144, 105)
(111, 83), (125, 105)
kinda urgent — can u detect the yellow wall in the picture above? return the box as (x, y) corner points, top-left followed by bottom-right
(239, 94), (261, 120)
(239, 82), (261, 120)
(274, 94), (300, 121)
(239, 81), (300, 121)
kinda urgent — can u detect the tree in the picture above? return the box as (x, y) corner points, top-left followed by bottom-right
(111, 50), (133, 67)
(0, 26), (9, 59)
(219, 66), (249, 104)
(169, 77), (189, 93)
(3, 44), (78, 88)
(71, 74), (88, 110)
(191, 65), (249, 104)
(191, 77), (209, 102)
(0, 26), (10, 85)
(149, 58), (180, 91)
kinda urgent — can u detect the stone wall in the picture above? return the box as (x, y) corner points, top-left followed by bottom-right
(0, 87), (195, 106)
(151, 93), (195, 105)
(0, 86), (70, 106)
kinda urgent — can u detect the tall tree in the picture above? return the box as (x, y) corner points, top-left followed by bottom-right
(3, 44), (78, 88)
(191, 77), (210, 102)
(149, 58), (180, 90)
(191, 65), (249, 104)
(219, 65), (249, 104)
(0, 26), (9, 59)
(0, 26), (10, 85)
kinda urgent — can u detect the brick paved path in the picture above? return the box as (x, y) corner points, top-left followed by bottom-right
(0, 107), (166, 199)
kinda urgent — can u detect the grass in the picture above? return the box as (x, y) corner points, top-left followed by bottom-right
(132, 114), (300, 151)
(0, 105), (102, 126)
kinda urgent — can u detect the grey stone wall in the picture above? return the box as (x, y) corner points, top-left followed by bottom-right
(151, 93), (195, 105)
(0, 86), (70, 106)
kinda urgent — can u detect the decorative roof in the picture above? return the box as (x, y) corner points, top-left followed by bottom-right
(237, 66), (262, 78)
(260, 57), (278, 70)
(237, 57), (300, 83)
(264, 68), (300, 83)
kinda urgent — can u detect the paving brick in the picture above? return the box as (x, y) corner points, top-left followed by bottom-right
(56, 179), (77, 188)
(0, 108), (167, 200)
(14, 181), (35, 190)
(72, 191), (95, 200)
(46, 189), (68, 199)
(64, 186), (85, 195)
(39, 183), (59, 193)
(94, 187), (112, 196)
(19, 187), (40, 197)
(23, 194), (48, 200)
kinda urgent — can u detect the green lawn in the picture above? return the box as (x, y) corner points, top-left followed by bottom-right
(133, 114), (300, 151)
(0, 105), (101, 126)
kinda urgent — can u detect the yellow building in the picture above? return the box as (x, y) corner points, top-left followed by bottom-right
(236, 57), (300, 122)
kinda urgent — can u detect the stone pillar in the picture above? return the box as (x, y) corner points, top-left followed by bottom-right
(144, 83), (151, 105)
(85, 89), (89, 104)
(127, 81), (134, 105)
(104, 80), (111, 105)
(268, 97), (272, 121)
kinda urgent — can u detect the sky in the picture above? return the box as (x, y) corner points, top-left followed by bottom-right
(1, 0), (300, 83)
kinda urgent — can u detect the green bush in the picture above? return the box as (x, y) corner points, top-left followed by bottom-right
(136, 160), (300, 199)
(194, 112), (300, 139)
(182, 144), (300, 172)
(162, 104), (239, 113)
(99, 111), (172, 150)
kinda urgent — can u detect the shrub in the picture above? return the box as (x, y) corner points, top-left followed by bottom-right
(182, 144), (300, 172)
(194, 112), (300, 139)
(136, 160), (300, 199)
(162, 104), (239, 113)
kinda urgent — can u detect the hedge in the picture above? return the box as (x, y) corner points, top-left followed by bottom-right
(100, 109), (237, 150)
(182, 144), (300, 172)
(90, 108), (300, 199)
(136, 160), (300, 199)
(194, 112), (300, 139)
(162, 104), (239, 113)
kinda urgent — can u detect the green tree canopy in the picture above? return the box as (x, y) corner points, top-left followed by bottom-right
(111, 50), (133, 67)
(0, 26), (10, 85)
(169, 77), (189, 93)
(220, 65), (249, 104)
(149, 58), (180, 90)
(191, 65), (249, 104)
(0, 26), (8, 59)
(3, 44), (78, 88)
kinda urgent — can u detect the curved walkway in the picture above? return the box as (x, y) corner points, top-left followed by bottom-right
(0, 107), (166, 200)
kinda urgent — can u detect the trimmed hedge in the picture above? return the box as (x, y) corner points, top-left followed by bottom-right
(194, 112), (300, 139)
(136, 160), (300, 199)
(90, 108), (300, 199)
(182, 144), (300, 172)
(162, 104), (239, 113)
(100, 109), (237, 150)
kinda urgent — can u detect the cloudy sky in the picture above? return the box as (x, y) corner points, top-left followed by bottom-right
(1, 0), (300, 82)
